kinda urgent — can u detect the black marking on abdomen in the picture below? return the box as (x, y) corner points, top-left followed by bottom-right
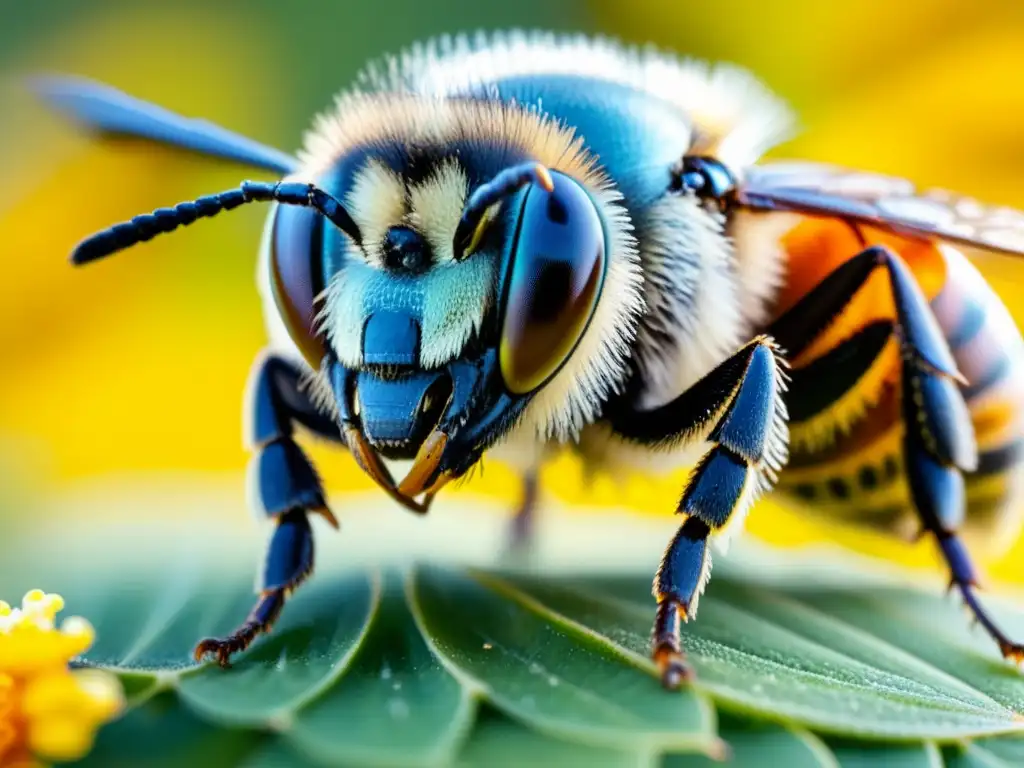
(793, 483), (817, 501)
(975, 439), (1024, 477)
(826, 477), (851, 500)
(786, 321), (892, 423)
(783, 453), (902, 504)
(858, 464), (879, 490)
(883, 455), (899, 481)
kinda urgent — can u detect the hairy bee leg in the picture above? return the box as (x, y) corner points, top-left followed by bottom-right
(653, 517), (710, 689)
(768, 245), (1024, 660)
(248, 353), (342, 525)
(194, 353), (341, 666)
(611, 337), (788, 689)
(195, 509), (312, 666)
(250, 353), (343, 448)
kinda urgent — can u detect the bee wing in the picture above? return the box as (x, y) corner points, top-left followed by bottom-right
(737, 161), (1024, 257)
(31, 76), (298, 175)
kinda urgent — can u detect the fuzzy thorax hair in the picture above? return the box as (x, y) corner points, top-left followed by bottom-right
(296, 93), (644, 443)
(355, 30), (796, 171)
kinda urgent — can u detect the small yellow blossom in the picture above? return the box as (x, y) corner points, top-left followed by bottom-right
(0, 591), (123, 767)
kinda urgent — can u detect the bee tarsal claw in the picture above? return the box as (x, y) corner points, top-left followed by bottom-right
(193, 637), (235, 667)
(651, 596), (695, 691)
(653, 646), (693, 690)
(193, 626), (262, 668)
(1000, 642), (1024, 665)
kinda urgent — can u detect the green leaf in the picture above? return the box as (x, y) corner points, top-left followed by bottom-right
(241, 740), (321, 768)
(663, 715), (835, 767)
(827, 738), (942, 768)
(791, 586), (1024, 713)
(115, 671), (162, 702)
(943, 743), (1014, 768)
(409, 565), (717, 754)
(972, 735), (1024, 764)
(498, 573), (1019, 740)
(177, 573), (379, 726)
(75, 691), (263, 768)
(286, 571), (475, 767)
(4, 501), (1023, 768)
(942, 735), (1024, 768)
(453, 707), (646, 768)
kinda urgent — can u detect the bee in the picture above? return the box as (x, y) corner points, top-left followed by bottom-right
(35, 31), (1024, 689)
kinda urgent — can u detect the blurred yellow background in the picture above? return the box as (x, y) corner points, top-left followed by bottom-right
(4, 1), (1024, 581)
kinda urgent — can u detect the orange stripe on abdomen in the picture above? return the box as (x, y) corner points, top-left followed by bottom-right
(773, 216), (945, 452)
(773, 216), (947, 369)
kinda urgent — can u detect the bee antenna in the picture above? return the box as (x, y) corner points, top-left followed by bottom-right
(71, 180), (363, 265)
(452, 162), (554, 261)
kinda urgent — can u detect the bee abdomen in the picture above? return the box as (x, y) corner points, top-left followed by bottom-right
(778, 245), (1024, 553)
(931, 247), (1024, 545)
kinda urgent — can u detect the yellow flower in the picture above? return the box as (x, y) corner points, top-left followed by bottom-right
(0, 591), (123, 767)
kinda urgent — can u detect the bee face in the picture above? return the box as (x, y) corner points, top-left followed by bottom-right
(264, 95), (643, 484)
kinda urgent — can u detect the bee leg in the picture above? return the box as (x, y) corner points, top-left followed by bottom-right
(194, 353), (341, 666)
(769, 245), (1023, 661)
(901, 363), (1024, 662)
(505, 468), (540, 554)
(609, 336), (789, 688)
(194, 509), (313, 666)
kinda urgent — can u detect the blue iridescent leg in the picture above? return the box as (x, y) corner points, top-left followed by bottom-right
(194, 352), (341, 666)
(771, 244), (1023, 662)
(894, 276), (1024, 662)
(610, 336), (789, 688)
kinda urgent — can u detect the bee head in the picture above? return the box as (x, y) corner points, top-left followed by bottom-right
(265, 96), (643, 502)
(67, 93), (643, 508)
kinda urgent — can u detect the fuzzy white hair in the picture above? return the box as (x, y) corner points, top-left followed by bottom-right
(355, 29), (796, 170)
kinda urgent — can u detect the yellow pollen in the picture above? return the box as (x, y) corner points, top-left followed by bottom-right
(0, 590), (123, 766)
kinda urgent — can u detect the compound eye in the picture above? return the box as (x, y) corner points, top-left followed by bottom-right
(269, 203), (327, 368)
(500, 172), (606, 394)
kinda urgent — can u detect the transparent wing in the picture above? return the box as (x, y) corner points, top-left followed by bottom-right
(737, 161), (1024, 257)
